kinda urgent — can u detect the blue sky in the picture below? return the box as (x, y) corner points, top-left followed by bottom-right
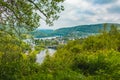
(39, 0), (120, 29)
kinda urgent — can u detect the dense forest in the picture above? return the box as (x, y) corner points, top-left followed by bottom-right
(0, 24), (120, 80)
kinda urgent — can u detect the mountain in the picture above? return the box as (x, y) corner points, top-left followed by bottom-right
(31, 29), (54, 38)
(32, 23), (120, 38)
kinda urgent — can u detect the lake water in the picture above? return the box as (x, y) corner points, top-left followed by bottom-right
(34, 36), (60, 40)
(36, 49), (56, 63)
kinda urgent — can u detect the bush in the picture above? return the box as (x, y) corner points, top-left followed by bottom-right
(72, 50), (120, 79)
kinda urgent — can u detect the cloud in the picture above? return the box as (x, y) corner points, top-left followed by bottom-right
(82, 10), (96, 16)
(90, 0), (118, 5)
(107, 5), (120, 14)
(39, 0), (120, 29)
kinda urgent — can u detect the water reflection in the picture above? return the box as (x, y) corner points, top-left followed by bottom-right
(36, 49), (56, 63)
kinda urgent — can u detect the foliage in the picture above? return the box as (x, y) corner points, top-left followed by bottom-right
(0, 31), (39, 80)
(0, 0), (64, 36)
(0, 25), (120, 80)
(38, 26), (120, 80)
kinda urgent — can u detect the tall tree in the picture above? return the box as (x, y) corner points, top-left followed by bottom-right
(0, 0), (64, 35)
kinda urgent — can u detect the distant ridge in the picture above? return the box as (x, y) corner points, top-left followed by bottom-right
(32, 23), (120, 38)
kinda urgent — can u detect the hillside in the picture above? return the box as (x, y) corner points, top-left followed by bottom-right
(32, 23), (120, 38)
(31, 29), (54, 38)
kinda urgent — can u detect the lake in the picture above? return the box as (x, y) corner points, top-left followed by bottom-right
(36, 49), (56, 63)
(34, 36), (60, 40)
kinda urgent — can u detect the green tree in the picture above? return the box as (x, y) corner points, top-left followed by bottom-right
(109, 24), (119, 35)
(0, 1), (65, 79)
(0, 0), (64, 36)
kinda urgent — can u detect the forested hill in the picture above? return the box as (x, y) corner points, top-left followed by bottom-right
(32, 23), (120, 38)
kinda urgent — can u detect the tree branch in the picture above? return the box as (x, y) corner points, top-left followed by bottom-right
(27, 0), (48, 18)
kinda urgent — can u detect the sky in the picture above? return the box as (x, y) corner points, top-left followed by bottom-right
(39, 0), (120, 29)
